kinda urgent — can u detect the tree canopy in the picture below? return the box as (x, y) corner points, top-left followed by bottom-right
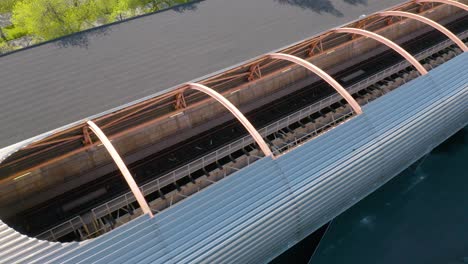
(13, 0), (84, 40)
(0, 0), (18, 13)
(9, 0), (194, 41)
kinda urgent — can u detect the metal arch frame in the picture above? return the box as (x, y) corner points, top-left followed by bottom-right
(87, 121), (154, 217)
(379, 11), (467, 51)
(267, 53), (363, 115)
(333, 27), (428, 75)
(186, 83), (274, 158)
(415, 0), (468, 11)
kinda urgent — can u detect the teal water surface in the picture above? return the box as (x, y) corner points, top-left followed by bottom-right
(309, 127), (468, 264)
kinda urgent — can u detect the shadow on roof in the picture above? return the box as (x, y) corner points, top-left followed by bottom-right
(344, 0), (368, 6)
(275, 0), (344, 17)
(55, 27), (111, 49)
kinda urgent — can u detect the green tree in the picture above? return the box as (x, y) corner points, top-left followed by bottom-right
(92, 0), (119, 22)
(10, 0), (196, 42)
(0, 0), (18, 13)
(69, 0), (101, 28)
(12, 0), (96, 40)
(110, 0), (148, 20)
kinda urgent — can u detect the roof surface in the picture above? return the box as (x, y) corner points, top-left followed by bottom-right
(0, 0), (406, 149)
(0, 52), (466, 263)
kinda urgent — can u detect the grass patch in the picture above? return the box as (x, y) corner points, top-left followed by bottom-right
(0, 0), (18, 13)
(3, 25), (28, 40)
(0, 41), (12, 53)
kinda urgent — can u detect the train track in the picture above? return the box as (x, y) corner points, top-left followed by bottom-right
(6, 16), (467, 241)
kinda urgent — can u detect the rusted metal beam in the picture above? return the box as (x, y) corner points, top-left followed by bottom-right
(202, 72), (250, 86)
(101, 98), (172, 130)
(247, 64), (262, 81)
(23, 135), (83, 150)
(82, 127), (93, 145)
(415, 0), (468, 11)
(307, 39), (324, 56)
(0, 140), (75, 169)
(386, 17), (394, 25)
(175, 92), (187, 110)
(96, 92), (177, 126)
(258, 60), (278, 71)
(417, 2), (434, 12)
(353, 19), (368, 31)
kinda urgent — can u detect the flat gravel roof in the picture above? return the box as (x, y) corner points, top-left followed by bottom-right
(0, 0), (406, 149)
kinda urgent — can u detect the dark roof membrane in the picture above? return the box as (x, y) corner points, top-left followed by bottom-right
(0, 0), (407, 151)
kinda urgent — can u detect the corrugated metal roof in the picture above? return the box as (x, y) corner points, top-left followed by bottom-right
(276, 53), (468, 244)
(0, 52), (466, 263)
(0, 0), (408, 149)
(0, 220), (80, 263)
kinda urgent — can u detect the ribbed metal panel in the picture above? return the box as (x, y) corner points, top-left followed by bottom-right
(276, 53), (468, 247)
(0, 220), (80, 263)
(47, 158), (298, 264)
(0, 53), (466, 263)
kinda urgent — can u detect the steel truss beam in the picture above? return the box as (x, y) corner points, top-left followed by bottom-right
(417, 2), (434, 12)
(248, 64), (262, 81)
(175, 92), (187, 110)
(415, 0), (468, 11)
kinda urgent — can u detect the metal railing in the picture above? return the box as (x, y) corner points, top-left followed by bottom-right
(37, 216), (87, 241)
(273, 112), (355, 155)
(36, 30), (467, 242)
